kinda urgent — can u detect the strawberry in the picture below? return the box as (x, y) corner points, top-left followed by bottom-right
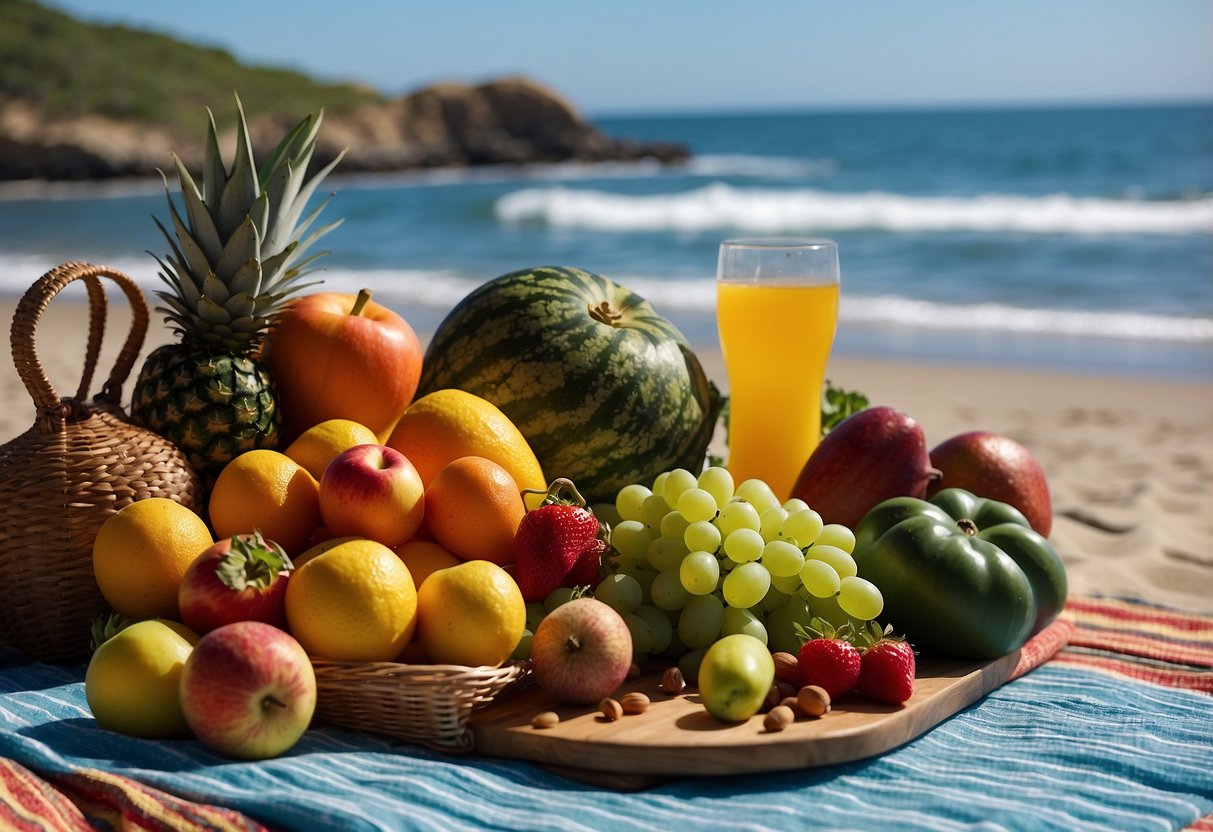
(856, 638), (916, 705)
(797, 637), (861, 700)
(514, 478), (606, 602)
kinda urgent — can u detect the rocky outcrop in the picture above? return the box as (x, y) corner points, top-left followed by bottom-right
(0, 77), (688, 181)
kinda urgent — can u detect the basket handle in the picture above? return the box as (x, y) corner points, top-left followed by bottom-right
(10, 261), (150, 426)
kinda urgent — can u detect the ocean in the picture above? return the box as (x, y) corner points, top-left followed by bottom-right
(1, 103), (1210, 380)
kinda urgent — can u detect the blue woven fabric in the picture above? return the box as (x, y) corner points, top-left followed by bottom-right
(1, 656), (1210, 832)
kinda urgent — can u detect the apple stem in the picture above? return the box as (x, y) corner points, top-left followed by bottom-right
(262, 695), (289, 713)
(349, 289), (373, 317)
(565, 634), (583, 654)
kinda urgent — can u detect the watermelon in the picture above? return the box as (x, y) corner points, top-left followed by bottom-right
(417, 266), (724, 503)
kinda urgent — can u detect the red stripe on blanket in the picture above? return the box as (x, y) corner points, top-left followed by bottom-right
(1052, 651), (1213, 694)
(0, 758), (92, 831)
(1064, 597), (1213, 634)
(1065, 628), (1213, 668)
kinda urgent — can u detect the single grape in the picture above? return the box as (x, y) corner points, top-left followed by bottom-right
(591, 502), (622, 529)
(677, 487), (718, 524)
(780, 508), (824, 548)
(651, 471), (671, 496)
(623, 565), (658, 598)
(697, 466), (735, 507)
(781, 498), (810, 514)
(759, 583), (789, 613)
(735, 479), (780, 514)
(677, 647), (707, 684)
(715, 500), (761, 537)
(804, 543), (858, 578)
(722, 561), (771, 609)
(543, 586), (577, 613)
(622, 612), (655, 656)
(677, 594), (725, 649)
(759, 506), (789, 542)
(684, 519), (721, 554)
(662, 468), (699, 506)
(723, 528), (765, 563)
(641, 493), (672, 529)
(650, 569), (692, 611)
(722, 606), (769, 644)
(679, 550), (721, 596)
(525, 602), (547, 633)
(647, 535), (688, 572)
(816, 523), (856, 554)
(761, 539), (805, 578)
(809, 591), (850, 629)
(636, 605), (674, 654)
(799, 558), (841, 598)
(611, 519), (654, 562)
(837, 575), (884, 620)
(765, 594), (812, 654)
(615, 484), (652, 522)
(660, 510), (691, 541)
(771, 573), (803, 594)
(595, 573), (643, 614)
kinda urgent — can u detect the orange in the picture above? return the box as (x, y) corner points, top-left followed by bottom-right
(92, 498), (214, 619)
(293, 535), (361, 568)
(416, 560), (525, 667)
(285, 538), (418, 661)
(423, 456), (525, 565)
(208, 450), (320, 556)
(283, 418), (379, 481)
(386, 389), (545, 493)
(394, 540), (461, 587)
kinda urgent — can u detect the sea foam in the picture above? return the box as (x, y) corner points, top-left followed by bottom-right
(495, 183), (1213, 235)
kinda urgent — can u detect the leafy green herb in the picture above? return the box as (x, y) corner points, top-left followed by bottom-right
(821, 380), (869, 435)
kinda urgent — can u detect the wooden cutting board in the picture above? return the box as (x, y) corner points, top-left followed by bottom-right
(470, 649), (1022, 785)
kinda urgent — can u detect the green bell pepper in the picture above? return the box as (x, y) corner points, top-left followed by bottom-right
(853, 488), (1067, 660)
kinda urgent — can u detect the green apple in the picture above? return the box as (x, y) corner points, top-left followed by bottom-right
(698, 633), (775, 722)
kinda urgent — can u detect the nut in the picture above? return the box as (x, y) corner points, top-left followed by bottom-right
(599, 697), (624, 721)
(763, 684), (783, 712)
(772, 651), (800, 685)
(620, 692), (650, 714)
(777, 681), (800, 700)
(627, 661), (642, 679)
(659, 666), (686, 695)
(763, 705), (796, 732)
(797, 685), (832, 718)
(779, 696), (801, 712)
(531, 711), (560, 729)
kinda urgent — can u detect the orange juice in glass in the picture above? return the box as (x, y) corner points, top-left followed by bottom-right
(716, 238), (840, 499)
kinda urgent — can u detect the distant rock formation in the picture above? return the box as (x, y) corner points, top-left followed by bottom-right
(0, 76), (688, 181)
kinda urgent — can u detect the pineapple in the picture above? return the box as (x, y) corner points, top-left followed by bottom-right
(132, 95), (344, 485)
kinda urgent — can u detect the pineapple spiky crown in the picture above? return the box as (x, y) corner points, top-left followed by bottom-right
(152, 93), (346, 351)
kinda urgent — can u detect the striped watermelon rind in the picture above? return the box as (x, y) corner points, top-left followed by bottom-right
(417, 266), (723, 504)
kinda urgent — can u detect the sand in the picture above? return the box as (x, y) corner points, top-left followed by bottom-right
(2, 292), (1210, 614)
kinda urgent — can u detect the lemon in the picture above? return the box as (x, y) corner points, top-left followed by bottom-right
(386, 389), (545, 493)
(284, 418), (379, 481)
(416, 560), (526, 667)
(84, 619), (199, 738)
(285, 538), (418, 661)
(92, 498), (214, 619)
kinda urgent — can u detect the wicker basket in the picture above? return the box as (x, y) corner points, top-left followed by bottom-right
(0, 262), (203, 663)
(312, 659), (530, 752)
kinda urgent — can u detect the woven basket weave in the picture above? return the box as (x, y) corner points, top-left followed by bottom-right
(0, 262), (203, 663)
(312, 660), (530, 752)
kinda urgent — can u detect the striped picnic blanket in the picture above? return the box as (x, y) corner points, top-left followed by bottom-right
(1, 594), (1210, 832)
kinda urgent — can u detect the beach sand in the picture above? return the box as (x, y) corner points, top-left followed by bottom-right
(3, 292), (1211, 614)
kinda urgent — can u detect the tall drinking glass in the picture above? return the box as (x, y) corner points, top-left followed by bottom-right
(716, 238), (840, 500)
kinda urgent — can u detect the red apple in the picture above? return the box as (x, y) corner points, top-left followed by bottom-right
(530, 598), (632, 704)
(178, 532), (293, 635)
(261, 289), (423, 444)
(319, 444), (425, 547)
(927, 431), (1053, 536)
(179, 621), (316, 760)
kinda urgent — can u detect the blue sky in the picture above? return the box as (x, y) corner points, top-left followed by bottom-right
(46, 0), (1213, 115)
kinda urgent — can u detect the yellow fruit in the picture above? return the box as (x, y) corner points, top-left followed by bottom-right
(284, 418), (379, 481)
(85, 619), (200, 738)
(416, 560), (526, 667)
(395, 540), (460, 587)
(209, 450), (321, 556)
(386, 389), (545, 493)
(285, 538), (418, 661)
(92, 498), (214, 619)
(293, 535), (361, 568)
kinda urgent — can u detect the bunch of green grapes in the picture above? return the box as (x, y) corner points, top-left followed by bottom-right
(594, 466), (884, 675)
